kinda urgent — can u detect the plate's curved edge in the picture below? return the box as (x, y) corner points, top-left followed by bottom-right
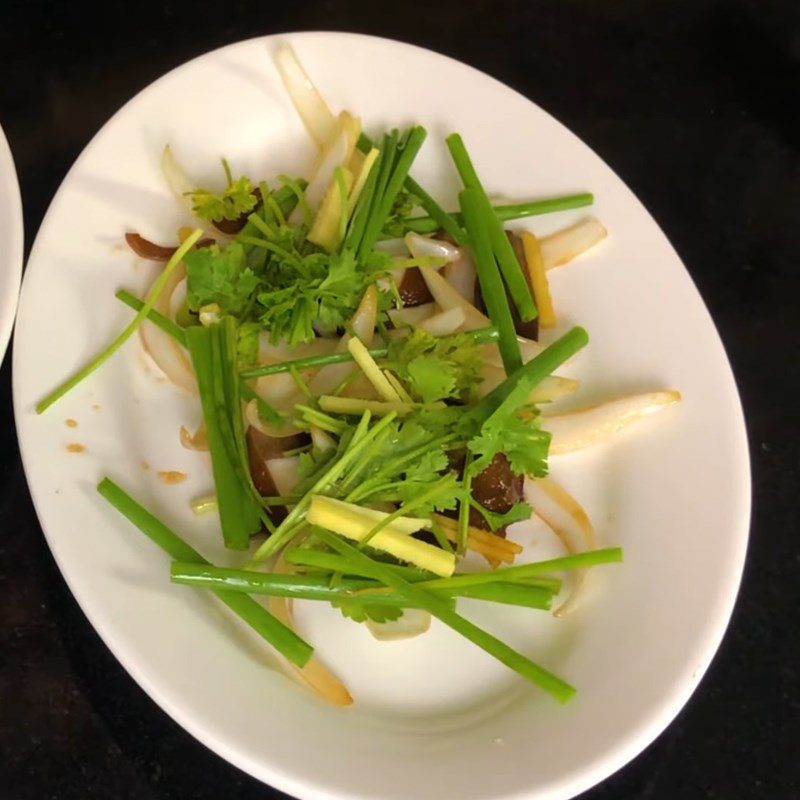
(11, 31), (753, 800)
(0, 123), (24, 364)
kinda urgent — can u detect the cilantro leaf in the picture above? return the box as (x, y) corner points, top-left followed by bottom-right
(236, 321), (260, 367)
(382, 190), (420, 238)
(470, 500), (532, 531)
(257, 249), (393, 344)
(335, 600), (404, 624)
(407, 356), (457, 403)
(469, 412), (551, 478)
(190, 176), (258, 222)
(389, 330), (483, 403)
(184, 243), (260, 316)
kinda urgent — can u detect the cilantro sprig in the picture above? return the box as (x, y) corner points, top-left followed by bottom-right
(189, 159), (260, 223)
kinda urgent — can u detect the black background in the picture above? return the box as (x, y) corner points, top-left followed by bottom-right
(1, 1), (798, 798)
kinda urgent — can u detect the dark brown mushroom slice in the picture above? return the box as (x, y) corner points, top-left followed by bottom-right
(398, 266), (434, 307)
(468, 452), (525, 537)
(474, 231), (539, 341)
(125, 232), (214, 261)
(212, 187), (263, 235)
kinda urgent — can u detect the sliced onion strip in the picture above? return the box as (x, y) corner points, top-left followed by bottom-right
(307, 285), (377, 396)
(160, 146), (219, 237)
(479, 363), (578, 401)
(525, 478), (595, 617)
(442, 254), (477, 304)
(290, 112), (359, 225)
(540, 217), (607, 271)
(139, 262), (197, 393)
(274, 42), (338, 149)
(264, 455), (301, 496)
(418, 266), (490, 330)
(416, 307), (465, 337)
(481, 336), (545, 369)
(387, 303), (438, 328)
(543, 391), (681, 455)
(269, 548), (353, 706)
(404, 232), (462, 262)
(367, 609), (431, 641)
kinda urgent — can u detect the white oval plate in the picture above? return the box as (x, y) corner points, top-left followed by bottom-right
(0, 123), (23, 363)
(13, 33), (750, 800)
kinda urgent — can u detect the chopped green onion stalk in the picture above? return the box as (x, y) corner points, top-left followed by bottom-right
(115, 290), (187, 345)
(401, 193), (594, 235)
(169, 562), (553, 610)
(97, 478), (312, 667)
(466, 326), (589, 427)
(186, 318), (262, 549)
(313, 528), (576, 703)
(447, 134), (537, 322)
(37, 229), (203, 413)
(459, 188), (522, 374)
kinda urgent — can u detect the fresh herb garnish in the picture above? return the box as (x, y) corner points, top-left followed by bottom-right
(189, 160), (260, 222)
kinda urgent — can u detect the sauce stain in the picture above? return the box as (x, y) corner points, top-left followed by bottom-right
(65, 419), (78, 428)
(66, 443), (85, 454)
(157, 470), (187, 485)
(140, 460), (150, 471)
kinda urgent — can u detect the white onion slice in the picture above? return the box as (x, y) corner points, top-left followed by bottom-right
(418, 266), (490, 330)
(349, 284), (378, 343)
(481, 336), (546, 369)
(257, 333), (338, 365)
(479, 363), (579, 401)
(310, 425), (336, 453)
(255, 371), (304, 413)
(160, 146), (219, 237)
(289, 112), (359, 225)
(139, 262), (197, 393)
(443, 253), (476, 303)
(307, 285), (377, 396)
(525, 477), (595, 617)
(404, 232), (462, 262)
(264, 456), (301, 496)
(388, 303), (438, 328)
(268, 548), (353, 706)
(540, 217), (607, 271)
(367, 609), (432, 641)
(274, 42), (338, 149)
(543, 391), (681, 455)
(245, 400), (300, 439)
(169, 276), (187, 319)
(374, 238), (409, 257)
(417, 307), (465, 337)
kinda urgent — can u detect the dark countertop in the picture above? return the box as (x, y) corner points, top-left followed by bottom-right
(1, 1), (798, 798)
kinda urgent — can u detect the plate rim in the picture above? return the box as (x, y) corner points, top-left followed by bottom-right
(0, 123), (24, 365)
(12, 30), (752, 800)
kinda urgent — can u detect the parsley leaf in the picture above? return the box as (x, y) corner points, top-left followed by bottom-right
(190, 176), (259, 222)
